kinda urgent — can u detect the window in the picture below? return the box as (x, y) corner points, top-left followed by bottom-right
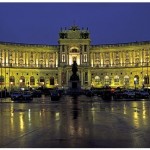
(62, 54), (65, 62)
(85, 72), (88, 84)
(30, 76), (35, 85)
(125, 59), (130, 66)
(95, 76), (100, 85)
(0, 76), (4, 85)
(9, 76), (15, 85)
(95, 53), (100, 59)
(104, 76), (110, 85)
(114, 75), (119, 85)
(72, 49), (77, 53)
(105, 60), (110, 67)
(39, 77), (45, 86)
(84, 54), (87, 62)
(84, 45), (87, 52)
(40, 77), (44, 82)
(19, 59), (24, 66)
(124, 75), (129, 85)
(20, 76), (25, 87)
(49, 53), (53, 59)
(50, 77), (54, 85)
(49, 60), (54, 68)
(115, 59), (120, 66)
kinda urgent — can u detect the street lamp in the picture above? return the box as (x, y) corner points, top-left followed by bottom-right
(20, 79), (22, 90)
(142, 78), (145, 89)
(134, 77), (137, 89)
(134, 77), (137, 100)
(10, 82), (13, 92)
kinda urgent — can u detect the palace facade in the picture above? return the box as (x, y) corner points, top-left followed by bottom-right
(0, 25), (150, 91)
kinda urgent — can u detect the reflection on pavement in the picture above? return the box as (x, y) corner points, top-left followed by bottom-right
(0, 95), (150, 148)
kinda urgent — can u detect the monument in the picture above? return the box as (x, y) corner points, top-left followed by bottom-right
(69, 60), (81, 90)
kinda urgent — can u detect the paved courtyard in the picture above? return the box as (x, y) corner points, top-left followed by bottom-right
(0, 95), (150, 148)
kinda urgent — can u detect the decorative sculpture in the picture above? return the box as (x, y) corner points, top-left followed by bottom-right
(70, 60), (79, 81)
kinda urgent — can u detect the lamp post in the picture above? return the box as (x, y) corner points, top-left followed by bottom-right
(142, 78), (145, 89)
(10, 82), (13, 92)
(134, 77), (137, 100)
(20, 79), (22, 90)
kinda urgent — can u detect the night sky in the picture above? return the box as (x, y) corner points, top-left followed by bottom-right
(0, 2), (150, 45)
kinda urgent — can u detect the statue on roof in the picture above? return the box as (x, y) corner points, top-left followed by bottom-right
(70, 25), (80, 31)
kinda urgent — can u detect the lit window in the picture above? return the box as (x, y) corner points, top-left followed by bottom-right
(104, 76), (110, 85)
(0, 76), (4, 85)
(95, 76), (100, 85)
(72, 49), (77, 53)
(124, 75), (129, 85)
(114, 75), (119, 85)
(84, 54), (87, 62)
(62, 54), (65, 62)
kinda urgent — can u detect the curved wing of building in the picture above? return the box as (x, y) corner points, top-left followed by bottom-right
(0, 25), (150, 91)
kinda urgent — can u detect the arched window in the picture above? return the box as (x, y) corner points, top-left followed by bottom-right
(124, 75), (129, 85)
(50, 77), (54, 85)
(40, 77), (44, 82)
(72, 49), (77, 53)
(125, 59), (130, 66)
(134, 75), (139, 85)
(105, 60), (110, 67)
(19, 58), (24, 66)
(62, 54), (65, 62)
(39, 60), (43, 67)
(30, 76), (35, 85)
(39, 77), (45, 85)
(135, 58), (140, 66)
(0, 76), (4, 85)
(95, 76), (100, 85)
(20, 76), (25, 86)
(114, 75), (119, 85)
(9, 76), (15, 85)
(49, 60), (54, 68)
(84, 54), (87, 62)
(104, 76), (110, 85)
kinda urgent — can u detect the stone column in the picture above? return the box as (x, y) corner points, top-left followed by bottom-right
(58, 67), (61, 87)
(88, 69), (91, 87)
(87, 46), (89, 66)
(56, 52), (58, 67)
(25, 51), (27, 67)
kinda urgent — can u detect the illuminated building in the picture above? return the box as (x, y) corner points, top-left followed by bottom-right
(0, 25), (150, 91)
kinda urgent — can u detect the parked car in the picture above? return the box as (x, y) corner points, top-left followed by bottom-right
(50, 90), (61, 101)
(123, 90), (135, 99)
(32, 90), (42, 97)
(113, 90), (124, 99)
(22, 91), (33, 102)
(85, 90), (94, 97)
(10, 91), (23, 101)
(136, 90), (149, 99)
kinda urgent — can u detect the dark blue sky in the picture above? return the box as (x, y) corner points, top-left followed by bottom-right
(0, 3), (150, 45)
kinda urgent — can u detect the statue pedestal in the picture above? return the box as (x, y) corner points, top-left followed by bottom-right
(68, 60), (81, 95)
(68, 80), (81, 89)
